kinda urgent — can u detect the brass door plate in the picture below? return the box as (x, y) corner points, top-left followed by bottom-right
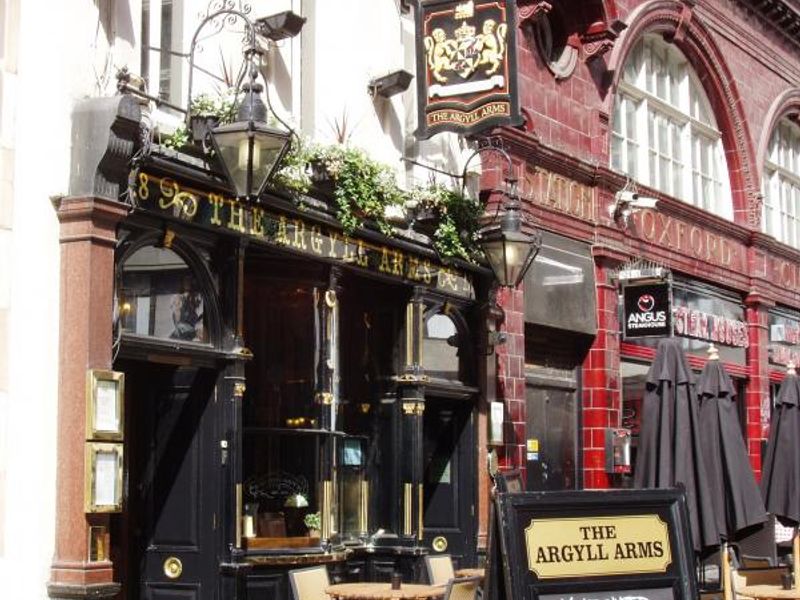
(432, 536), (448, 552)
(163, 556), (183, 579)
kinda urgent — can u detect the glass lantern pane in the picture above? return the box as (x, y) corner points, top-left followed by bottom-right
(213, 128), (252, 198)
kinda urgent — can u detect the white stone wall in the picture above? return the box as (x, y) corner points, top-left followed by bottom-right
(0, 0), (141, 597)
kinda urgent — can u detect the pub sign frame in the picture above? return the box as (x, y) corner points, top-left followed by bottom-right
(486, 489), (697, 600)
(622, 280), (673, 340)
(414, 0), (523, 139)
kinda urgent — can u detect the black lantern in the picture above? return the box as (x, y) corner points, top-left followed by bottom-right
(478, 178), (541, 288)
(209, 81), (291, 200)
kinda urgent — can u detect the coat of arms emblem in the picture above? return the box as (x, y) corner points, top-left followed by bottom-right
(423, 1), (508, 96)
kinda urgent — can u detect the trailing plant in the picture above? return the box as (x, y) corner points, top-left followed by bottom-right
(161, 125), (190, 150)
(190, 90), (237, 124)
(321, 145), (404, 236)
(409, 183), (482, 262)
(160, 90), (238, 150)
(303, 511), (321, 531)
(273, 142), (483, 261)
(273, 136), (315, 195)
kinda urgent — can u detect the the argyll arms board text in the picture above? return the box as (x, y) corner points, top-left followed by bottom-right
(133, 172), (475, 299)
(525, 515), (672, 579)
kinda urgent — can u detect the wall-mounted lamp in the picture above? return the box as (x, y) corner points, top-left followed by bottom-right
(255, 10), (307, 41)
(368, 69), (414, 98)
(461, 143), (542, 288)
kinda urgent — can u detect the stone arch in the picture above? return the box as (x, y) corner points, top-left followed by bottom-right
(756, 88), (800, 181)
(604, 0), (760, 228)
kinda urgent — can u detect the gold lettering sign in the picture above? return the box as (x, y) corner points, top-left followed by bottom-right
(523, 166), (595, 222)
(525, 515), (672, 579)
(134, 172), (475, 299)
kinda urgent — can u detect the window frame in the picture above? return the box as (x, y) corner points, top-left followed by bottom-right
(611, 35), (733, 219)
(762, 118), (800, 249)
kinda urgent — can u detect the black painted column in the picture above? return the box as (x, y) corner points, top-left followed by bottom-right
(397, 288), (426, 542)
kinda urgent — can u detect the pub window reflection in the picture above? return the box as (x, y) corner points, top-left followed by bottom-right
(422, 312), (461, 380)
(243, 277), (320, 543)
(117, 245), (208, 343)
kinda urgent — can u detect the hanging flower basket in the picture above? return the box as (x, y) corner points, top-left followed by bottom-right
(410, 205), (439, 238)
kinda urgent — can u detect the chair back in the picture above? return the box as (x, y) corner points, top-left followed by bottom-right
(444, 576), (482, 600)
(730, 566), (785, 600)
(735, 515), (778, 566)
(288, 566), (330, 600)
(425, 554), (455, 586)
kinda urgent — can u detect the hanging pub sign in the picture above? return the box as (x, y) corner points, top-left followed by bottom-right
(484, 489), (697, 600)
(622, 281), (672, 339)
(414, 0), (523, 139)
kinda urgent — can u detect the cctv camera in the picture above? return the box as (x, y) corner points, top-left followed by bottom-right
(615, 190), (639, 203)
(628, 196), (658, 209)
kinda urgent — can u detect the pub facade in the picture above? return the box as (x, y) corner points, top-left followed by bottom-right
(4, 0), (800, 599)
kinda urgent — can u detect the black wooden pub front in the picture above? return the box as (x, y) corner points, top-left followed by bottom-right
(107, 136), (488, 599)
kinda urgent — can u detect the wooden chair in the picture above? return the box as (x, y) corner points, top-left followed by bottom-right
(443, 576), (482, 600)
(425, 554), (455, 586)
(288, 565), (330, 600)
(730, 566), (786, 600)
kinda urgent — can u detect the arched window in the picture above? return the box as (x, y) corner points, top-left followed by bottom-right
(611, 34), (732, 218)
(117, 245), (209, 343)
(762, 118), (800, 248)
(422, 312), (461, 381)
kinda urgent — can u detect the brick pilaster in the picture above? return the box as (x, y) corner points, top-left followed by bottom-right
(745, 293), (773, 479)
(496, 286), (527, 473)
(581, 261), (620, 489)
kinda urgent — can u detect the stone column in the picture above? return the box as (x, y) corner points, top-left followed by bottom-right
(47, 196), (128, 599)
(48, 93), (139, 600)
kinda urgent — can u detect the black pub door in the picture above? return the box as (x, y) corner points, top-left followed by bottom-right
(123, 361), (220, 600)
(422, 397), (476, 566)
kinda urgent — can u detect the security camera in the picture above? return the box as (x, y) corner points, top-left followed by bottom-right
(630, 196), (658, 209)
(614, 190), (659, 209)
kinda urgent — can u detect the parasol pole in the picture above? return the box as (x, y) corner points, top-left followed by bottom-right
(722, 542), (733, 600)
(708, 345), (733, 600)
(787, 361), (798, 588)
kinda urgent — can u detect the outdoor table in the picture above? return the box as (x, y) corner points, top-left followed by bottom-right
(454, 568), (484, 580)
(326, 583), (446, 600)
(737, 584), (800, 599)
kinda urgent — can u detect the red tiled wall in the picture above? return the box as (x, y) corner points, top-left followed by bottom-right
(495, 286), (527, 474)
(581, 262), (621, 489)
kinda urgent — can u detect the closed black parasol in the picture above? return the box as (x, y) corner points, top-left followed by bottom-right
(635, 338), (719, 551)
(761, 364), (800, 585)
(761, 366), (800, 526)
(697, 344), (767, 542)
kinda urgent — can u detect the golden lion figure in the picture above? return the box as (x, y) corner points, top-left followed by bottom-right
(476, 19), (507, 75)
(425, 28), (458, 83)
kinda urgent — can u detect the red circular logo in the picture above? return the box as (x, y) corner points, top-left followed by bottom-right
(638, 294), (655, 312)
